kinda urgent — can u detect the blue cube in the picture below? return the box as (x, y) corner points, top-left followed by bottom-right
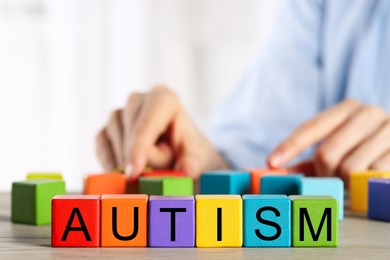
(300, 177), (344, 220)
(261, 175), (303, 196)
(243, 195), (291, 247)
(368, 178), (390, 222)
(200, 171), (250, 195)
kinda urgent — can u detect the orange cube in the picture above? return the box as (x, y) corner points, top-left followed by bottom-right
(83, 173), (127, 195)
(101, 194), (148, 247)
(249, 168), (288, 194)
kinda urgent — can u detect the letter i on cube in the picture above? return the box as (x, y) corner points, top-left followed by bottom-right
(196, 195), (243, 247)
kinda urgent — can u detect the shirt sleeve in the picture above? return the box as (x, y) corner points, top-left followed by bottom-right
(207, 0), (325, 169)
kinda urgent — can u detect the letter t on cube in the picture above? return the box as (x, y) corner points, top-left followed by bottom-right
(148, 196), (195, 247)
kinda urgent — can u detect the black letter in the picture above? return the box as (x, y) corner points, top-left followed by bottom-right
(299, 208), (332, 241)
(255, 206), (282, 241)
(61, 208), (91, 241)
(112, 207), (139, 241)
(160, 208), (187, 241)
(217, 208), (222, 241)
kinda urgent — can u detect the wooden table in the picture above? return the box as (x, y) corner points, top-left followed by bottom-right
(1, 193), (389, 259)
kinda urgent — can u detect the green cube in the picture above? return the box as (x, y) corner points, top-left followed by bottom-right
(290, 195), (338, 247)
(139, 177), (193, 196)
(27, 172), (63, 180)
(11, 180), (66, 225)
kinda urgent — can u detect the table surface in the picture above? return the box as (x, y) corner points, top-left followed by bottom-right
(1, 193), (390, 259)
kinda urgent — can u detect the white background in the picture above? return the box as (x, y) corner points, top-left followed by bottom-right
(0, 0), (282, 192)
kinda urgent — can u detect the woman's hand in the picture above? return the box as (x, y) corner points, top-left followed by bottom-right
(268, 99), (390, 183)
(96, 86), (229, 180)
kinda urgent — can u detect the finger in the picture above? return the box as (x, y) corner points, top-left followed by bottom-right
(371, 150), (390, 171)
(287, 159), (315, 176)
(174, 154), (201, 180)
(315, 106), (388, 176)
(148, 142), (175, 169)
(123, 92), (145, 164)
(337, 119), (390, 177)
(268, 99), (362, 168)
(96, 128), (116, 171)
(106, 109), (124, 168)
(126, 86), (180, 178)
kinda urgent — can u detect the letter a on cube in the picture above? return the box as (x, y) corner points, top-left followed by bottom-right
(52, 195), (100, 247)
(101, 194), (148, 247)
(290, 195), (338, 247)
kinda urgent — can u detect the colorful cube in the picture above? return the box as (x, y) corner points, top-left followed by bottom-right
(300, 177), (344, 220)
(196, 195), (242, 247)
(243, 195), (291, 247)
(200, 171), (250, 195)
(139, 177), (193, 196)
(83, 173), (127, 195)
(149, 196), (195, 247)
(51, 195), (101, 247)
(27, 172), (63, 180)
(129, 170), (186, 194)
(368, 178), (390, 222)
(261, 175), (303, 195)
(101, 194), (148, 247)
(249, 168), (287, 194)
(290, 195), (338, 247)
(350, 171), (390, 211)
(12, 180), (66, 225)
(141, 170), (186, 178)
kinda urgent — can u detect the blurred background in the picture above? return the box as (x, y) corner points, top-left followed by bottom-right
(0, 0), (282, 192)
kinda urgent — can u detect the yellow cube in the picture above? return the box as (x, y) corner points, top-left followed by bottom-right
(27, 172), (63, 181)
(195, 195), (242, 247)
(350, 171), (390, 211)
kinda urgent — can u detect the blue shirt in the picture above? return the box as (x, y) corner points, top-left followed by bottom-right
(208, 0), (390, 169)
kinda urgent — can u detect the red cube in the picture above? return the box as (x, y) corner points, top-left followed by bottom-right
(51, 195), (100, 247)
(140, 169), (186, 178)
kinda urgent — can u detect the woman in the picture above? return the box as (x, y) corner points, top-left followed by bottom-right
(96, 0), (390, 185)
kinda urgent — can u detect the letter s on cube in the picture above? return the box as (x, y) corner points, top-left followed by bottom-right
(243, 195), (291, 247)
(51, 195), (100, 247)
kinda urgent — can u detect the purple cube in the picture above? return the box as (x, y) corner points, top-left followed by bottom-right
(368, 178), (390, 222)
(148, 196), (195, 247)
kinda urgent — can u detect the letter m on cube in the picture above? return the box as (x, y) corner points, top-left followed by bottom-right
(290, 196), (338, 247)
